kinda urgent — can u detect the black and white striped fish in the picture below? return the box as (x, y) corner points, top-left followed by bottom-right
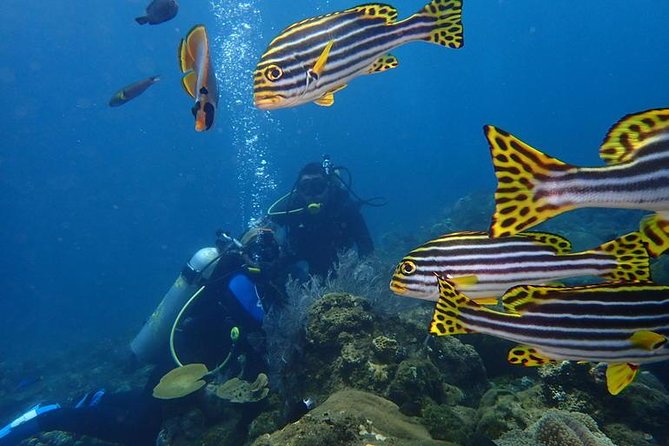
(486, 108), (669, 256)
(253, 0), (464, 110)
(430, 277), (669, 395)
(390, 231), (649, 304)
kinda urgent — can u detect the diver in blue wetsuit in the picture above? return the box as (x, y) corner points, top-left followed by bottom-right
(0, 228), (283, 446)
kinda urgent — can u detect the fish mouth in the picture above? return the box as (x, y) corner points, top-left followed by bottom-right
(389, 281), (407, 295)
(253, 93), (287, 110)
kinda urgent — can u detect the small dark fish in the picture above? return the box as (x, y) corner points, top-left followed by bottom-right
(109, 76), (160, 107)
(135, 0), (179, 26)
(14, 376), (42, 391)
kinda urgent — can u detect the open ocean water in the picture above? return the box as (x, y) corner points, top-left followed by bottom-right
(1, 0), (668, 396)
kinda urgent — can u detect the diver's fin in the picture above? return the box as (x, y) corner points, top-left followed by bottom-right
(640, 213), (669, 257)
(415, 0), (464, 49)
(519, 231), (572, 254)
(579, 231), (650, 281)
(312, 40), (334, 79)
(485, 125), (576, 237)
(181, 71), (197, 98)
(630, 330), (667, 351)
(599, 108), (669, 165)
(507, 345), (557, 367)
(606, 363), (639, 395)
(429, 276), (474, 336)
(366, 54), (399, 74)
(343, 4), (398, 24)
(313, 85), (347, 107)
(135, 16), (149, 25)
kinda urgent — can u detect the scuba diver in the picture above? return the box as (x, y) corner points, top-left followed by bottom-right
(0, 228), (284, 446)
(266, 155), (380, 279)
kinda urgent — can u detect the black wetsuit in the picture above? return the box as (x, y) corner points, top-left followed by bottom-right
(0, 260), (271, 446)
(268, 188), (374, 277)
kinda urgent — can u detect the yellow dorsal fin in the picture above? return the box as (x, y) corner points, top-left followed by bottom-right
(344, 4), (398, 24)
(186, 25), (207, 66)
(312, 40), (334, 78)
(313, 84), (346, 107)
(485, 125), (575, 237)
(502, 285), (549, 314)
(630, 330), (667, 350)
(599, 108), (669, 164)
(181, 71), (197, 98)
(582, 231), (650, 281)
(519, 231), (572, 254)
(606, 363), (639, 395)
(640, 213), (669, 257)
(507, 345), (557, 367)
(429, 276), (474, 336)
(366, 53), (399, 74)
(178, 38), (193, 73)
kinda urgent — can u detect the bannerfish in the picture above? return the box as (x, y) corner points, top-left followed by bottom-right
(430, 277), (669, 395)
(109, 75), (160, 107)
(253, 0), (464, 110)
(390, 231), (649, 304)
(178, 25), (218, 132)
(485, 108), (669, 256)
(136, 0), (179, 25)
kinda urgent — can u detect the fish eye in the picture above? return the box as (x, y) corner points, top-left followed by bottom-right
(400, 261), (416, 275)
(264, 65), (283, 82)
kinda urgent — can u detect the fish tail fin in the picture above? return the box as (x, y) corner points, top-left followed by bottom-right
(585, 232), (650, 281)
(640, 213), (669, 257)
(429, 275), (473, 336)
(135, 16), (149, 25)
(413, 0), (464, 49)
(485, 125), (575, 237)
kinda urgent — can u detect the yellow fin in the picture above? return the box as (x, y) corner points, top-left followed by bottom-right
(507, 345), (557, 367)
(312, 40), (334, 78)
(366, 54), (399, 74)
(599, 108), (669, 165)
(344, 4), (398, 24)
(630, 330), (667, 350)
(417, 0), (464, 48)
(449, 274), (478, 288)
(181, 71), (197, 98)
(583, 231), (650, 281)
(429, 276), (473, 336)
(485, 125), (575, 237)
(313, 84), (346, 107)
(178, 37), (193, 73)
(502, 285), (548, 314)
(606, 363), (639, 395)
(186, 25), (207, 66)
(640, 213), (669, 257)
(471, 297), (498, 306)
(519, 231), (572, 254)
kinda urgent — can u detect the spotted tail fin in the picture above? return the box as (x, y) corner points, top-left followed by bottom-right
(583, 232), (650, 281)
(640, 213), (669, 257)
(485, 125), (576, 237)
(410, 0), (464, 49)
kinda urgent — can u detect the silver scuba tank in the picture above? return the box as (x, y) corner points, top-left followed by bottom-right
(129, 247), (220, 364)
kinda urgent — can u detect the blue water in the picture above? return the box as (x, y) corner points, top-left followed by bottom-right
(1, 0), (668, 359)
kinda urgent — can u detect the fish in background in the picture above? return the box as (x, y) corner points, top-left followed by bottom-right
(178, 25), (218, 132)
(253, 0), (464, 110)
(108, 76), (160, 107)
(430, 276), (669, 395)
(390, 231), (649, 304)
(136, 0), (179, 25)
(485, 108), (669, 256)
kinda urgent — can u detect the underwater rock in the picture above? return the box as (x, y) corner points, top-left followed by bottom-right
(475, 385), (549, 439)
(305, 293), (372, 348)
(251, 388), (453, 446)
(421, 401), (476, 444)
(387, 358), (445, 415)
(604, 380), (669, 441)
(496, 410), (616, 446)
(602, 423), (656, 446)
(372, 335), (400, 363)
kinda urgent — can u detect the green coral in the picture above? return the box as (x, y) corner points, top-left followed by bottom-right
(371, 335), (400, 363)
(305, 293), (372, 348)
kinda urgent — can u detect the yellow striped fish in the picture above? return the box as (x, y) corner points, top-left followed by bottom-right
(486, 108), (669, 256)
(390, 231), (649, 304)
(178, 25), (218, 132)
(430, 277), (669, 395)
(253, 0), (464, 110)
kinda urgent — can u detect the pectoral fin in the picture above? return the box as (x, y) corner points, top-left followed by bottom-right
(312, 40), (335, 78)
(449, 274), (478, 288)
(606, 363), (639, 395)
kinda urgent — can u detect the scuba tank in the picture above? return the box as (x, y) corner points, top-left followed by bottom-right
(130, 247), (221, 364)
